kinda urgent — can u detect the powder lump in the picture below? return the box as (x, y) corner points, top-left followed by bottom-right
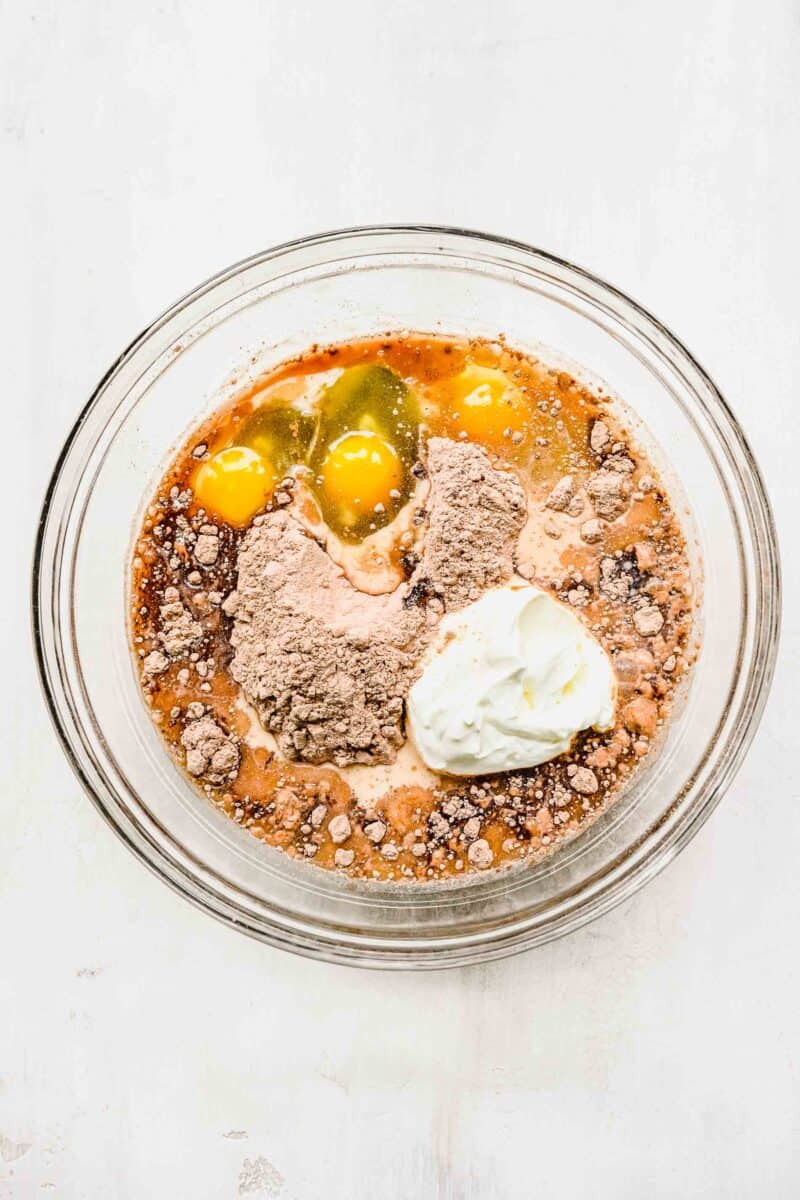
(414, 437), (526, 610)
(230, 511), (428, 767)
(180, 715), (240, 785)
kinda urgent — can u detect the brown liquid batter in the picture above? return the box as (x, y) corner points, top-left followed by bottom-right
(130, 334), (696, 881)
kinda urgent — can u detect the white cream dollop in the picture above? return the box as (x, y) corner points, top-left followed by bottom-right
(407, 581), (616, 777)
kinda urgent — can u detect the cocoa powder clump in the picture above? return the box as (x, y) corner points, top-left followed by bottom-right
(230, 511), (429, 767)
(544, 475), (576, 512)
(181, 715), (240, 785)
(415, 438), (526, 610)
(587, 470), (631, 521)
(158, 588), (204, 657)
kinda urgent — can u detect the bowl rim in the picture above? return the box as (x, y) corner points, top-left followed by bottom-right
(31, 223), (782, 969)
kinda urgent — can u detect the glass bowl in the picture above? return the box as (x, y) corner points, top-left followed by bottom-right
(32, 226), (780, 969)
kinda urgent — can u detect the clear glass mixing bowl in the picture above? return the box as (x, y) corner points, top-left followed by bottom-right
(32, 226), (780, 968)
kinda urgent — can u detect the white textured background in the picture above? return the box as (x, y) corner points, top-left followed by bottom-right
(2, 2), (798, 1196)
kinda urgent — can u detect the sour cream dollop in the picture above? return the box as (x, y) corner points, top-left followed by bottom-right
(407, 581), (616, 777)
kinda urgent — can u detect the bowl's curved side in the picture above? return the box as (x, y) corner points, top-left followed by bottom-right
(31, 226), (781, 968)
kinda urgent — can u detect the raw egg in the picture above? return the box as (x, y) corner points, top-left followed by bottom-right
(446, 365), (528, 447)
(235, 403), (316, 475)
(321, 431), (403, 521)
(309, 365), (420, 538)
(317, 365), (419, 463)
(194, 446), (276, 526)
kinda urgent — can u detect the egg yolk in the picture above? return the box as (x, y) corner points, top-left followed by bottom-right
(194, 446), (276, 526)
(321, 431), (403, 517)
(447, 365), (529, 447)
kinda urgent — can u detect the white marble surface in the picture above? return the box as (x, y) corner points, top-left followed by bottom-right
(2, 1), (798, 1196)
